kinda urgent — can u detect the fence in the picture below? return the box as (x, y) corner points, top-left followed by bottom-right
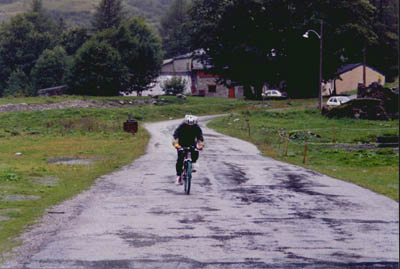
(223, 115), (398, 165)
(275, 127), (398, 164)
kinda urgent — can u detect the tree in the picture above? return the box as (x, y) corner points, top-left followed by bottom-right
(160, 0), (191, 58)
(3, 69), (33, 97)
(67, 40), (128, 96)
(189, 0), (377, 99)
(94, 17), (163, 95)
(0, 9), (59, 93)
(60, 27), (91, 56)
(92, 0), (125, 32)
(31, 46), (68, 92)
(368, 0), (398, 81)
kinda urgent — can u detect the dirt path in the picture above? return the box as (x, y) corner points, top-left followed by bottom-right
(3, 116), (398, 268)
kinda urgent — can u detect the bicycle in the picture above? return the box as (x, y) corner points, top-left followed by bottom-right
(180, 146), (197, 195)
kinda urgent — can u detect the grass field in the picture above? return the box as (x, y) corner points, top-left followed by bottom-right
(0, 96), (261, 257)
(0, 95), (397, 259)
(208, 108), (399, 201)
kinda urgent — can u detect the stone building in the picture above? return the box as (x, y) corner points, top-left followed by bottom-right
(154, 52), (243, 98)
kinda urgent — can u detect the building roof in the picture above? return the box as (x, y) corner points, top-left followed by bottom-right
(336, 63), (385, 76)
(173, 52), (194, 60)
(163, 59), (173, 65)
(161, 50), (211, 70)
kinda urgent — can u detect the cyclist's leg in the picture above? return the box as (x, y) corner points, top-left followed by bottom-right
(176, 150), (185, 183)
(191, 149), (199, 172)
(191, 149), (199, 163)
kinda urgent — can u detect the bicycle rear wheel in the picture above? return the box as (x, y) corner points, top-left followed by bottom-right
(184, 161), (192, 195)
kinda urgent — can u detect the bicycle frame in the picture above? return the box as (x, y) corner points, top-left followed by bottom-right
(180, 146), (196, 195)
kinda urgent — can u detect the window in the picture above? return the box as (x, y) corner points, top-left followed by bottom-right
(208, 84), (216, 93)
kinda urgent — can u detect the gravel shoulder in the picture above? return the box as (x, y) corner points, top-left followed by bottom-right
(0, 99), (158, 113)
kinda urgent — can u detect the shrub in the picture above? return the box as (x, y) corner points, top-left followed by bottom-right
(3, 69), (33, 97)
(0, 169), (22, 182)
(161, 76), (187, 96)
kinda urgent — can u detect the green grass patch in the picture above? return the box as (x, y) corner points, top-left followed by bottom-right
(208, 108), (399, 201)
(0, 95), (268, 257)
(0, 96), (324, 257)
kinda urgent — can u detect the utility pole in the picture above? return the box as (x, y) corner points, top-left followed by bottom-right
(318, 20), (323, 110)
(303, 19), (323, 110)
(363, 45), (367, 86)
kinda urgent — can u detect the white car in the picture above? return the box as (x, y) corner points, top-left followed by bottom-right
(326, 96), (351, 106)
(262, 90), (287, 99)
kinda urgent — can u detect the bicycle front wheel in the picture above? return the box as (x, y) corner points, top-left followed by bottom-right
(184, 161), (192, 195)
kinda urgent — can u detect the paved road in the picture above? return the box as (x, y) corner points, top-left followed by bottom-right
(4, 116), (399, 268)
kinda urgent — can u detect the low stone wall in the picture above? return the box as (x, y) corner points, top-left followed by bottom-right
(357, 82), (399, 119)
(322, 98), (388, 120)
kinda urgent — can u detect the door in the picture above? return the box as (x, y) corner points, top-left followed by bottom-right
(228, 87), (235, 98)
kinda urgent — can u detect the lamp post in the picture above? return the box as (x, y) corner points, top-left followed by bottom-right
(303, 20), (323, 110)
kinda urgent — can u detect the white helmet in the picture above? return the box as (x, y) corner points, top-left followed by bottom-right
(184, 114), (198, 125)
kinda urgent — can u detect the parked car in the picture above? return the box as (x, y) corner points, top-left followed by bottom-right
(326, 96), (351, 106)
(262, 90), (287, 99)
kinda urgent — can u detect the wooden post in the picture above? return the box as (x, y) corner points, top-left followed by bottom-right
(278, 133), (281, 149)
(363, 45), (367, 86)
(285, 134), (290, 156)
(332, 123), (336, 143)
(303, 138), (308, 164)
(245, 119), (250, 137)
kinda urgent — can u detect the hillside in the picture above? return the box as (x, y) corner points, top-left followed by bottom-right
(0, 0), (173, 28)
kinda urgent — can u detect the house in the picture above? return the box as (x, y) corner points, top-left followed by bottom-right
(322, 63), (385, 96)
(150, 52), (244, 98)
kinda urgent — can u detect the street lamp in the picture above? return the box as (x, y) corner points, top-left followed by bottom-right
(303, 20), (323, 110)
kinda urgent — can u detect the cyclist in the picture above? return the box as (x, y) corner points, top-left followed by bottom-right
(173, 115), (204, 185)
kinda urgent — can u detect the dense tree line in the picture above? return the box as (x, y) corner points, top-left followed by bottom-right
(368, 0), (398, 81)
(0, 0), (162, 97)
(187, 0), (398, 99)
(0, 0), (397, 98)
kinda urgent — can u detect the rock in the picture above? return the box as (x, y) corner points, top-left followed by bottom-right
(15, 152), (22, 156)
(176, 94), (187, 100)
(1, 195), (40, 201)
(32, 177), (59, 186)
(0, 216), (10, 221)
(48, 157), (95, 165)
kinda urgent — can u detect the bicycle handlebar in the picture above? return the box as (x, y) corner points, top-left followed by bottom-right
(179, 146), (197, 151)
